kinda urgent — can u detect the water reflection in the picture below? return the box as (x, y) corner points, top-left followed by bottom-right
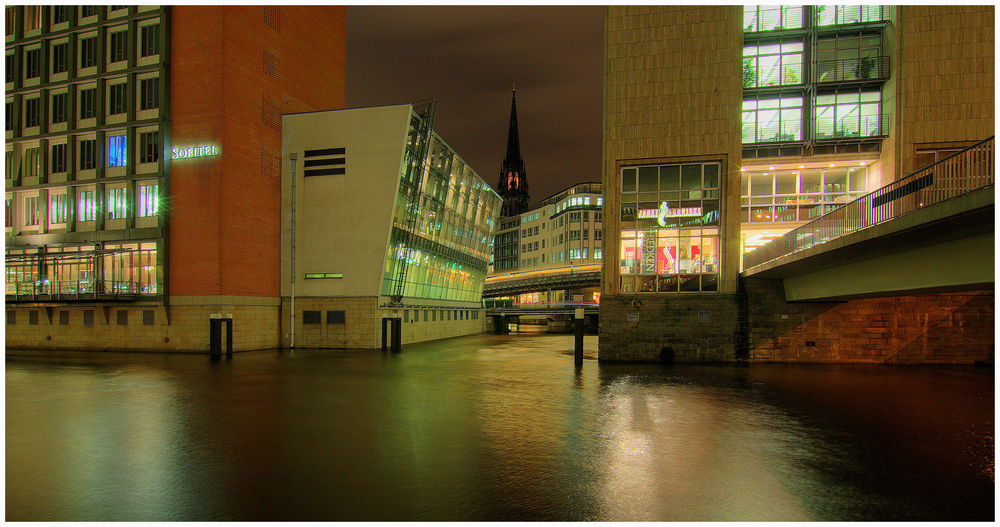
(6, 338), (994, 521)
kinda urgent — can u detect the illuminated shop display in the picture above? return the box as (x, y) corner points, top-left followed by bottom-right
(381, 113), (502, 302)
(620, 162), (721, 293)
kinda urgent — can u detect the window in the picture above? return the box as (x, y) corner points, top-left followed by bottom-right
(110, 6), (127, 12)
(595, 230), (603, 241)
(137, 183), (157, 217)
(81, 6), (98, 18)
(53, 6), (70, 24)
(595, 212), (602, 222)
(595, 248), (603, 259)
(109, 31), (127, 63)
(743, 5), (802, 32)
(140, 78), (158, 110)
(583, 248), (588, 259)
(816, 36), (883, 83)
(22, 147), (39, 177)
(140, 25), (160, 57)
(139, 131), (159, 163)
(50, 143), (67, 172)
(5, 150), (13, 178)
(23, 6), (40, 32)
(5, 102), (12, 131)
(79, 88), (96, 119)
(327, 310), (345, 324)
(815, 5), (886, 26)
(24, 98), (39, 127)
(559, 233), (563, 244)
(5, 198), (12, 227)
(77, 190), (96, 221)
(83, 310), (94, 326)
(303, 310), (321, 324)
(6, 54), (13, 83)
(743, 42), (803, 88)
(742, 96), (803, 143)
(814, 92), (882, 139)
(583, 230), (589, 240)
(109, 83), (127, 115)
(78, 139), (96, 170)
(23, 196), (39, 226)
(569, 230), (580, 241)
(49, 193), (67, 224)
(5, 7), (15, 36)
(117, 310), (127, 326)
(51, 93), (67, 123)
(559, 250), (564, 262)
(570, 248), (581, 259)
(79, 37), (97, 68)
(620, 162), (722, 293)
(24, 49), (39, 79)
(107, 134), (127, 167)
(107, 187), (126, 219)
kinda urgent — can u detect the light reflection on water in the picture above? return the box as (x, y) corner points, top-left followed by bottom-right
(5, 334), (994, 521)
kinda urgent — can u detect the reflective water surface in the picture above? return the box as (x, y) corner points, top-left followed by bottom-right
(6, 332), (994, 521)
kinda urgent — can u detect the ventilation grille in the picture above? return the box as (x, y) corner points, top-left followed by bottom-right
(262, 145), (279, 179)
(303, 147), (346, 177)
(263, 48), (280, 79)
(262, 94), (280, 130)
(264, 6), (280, 32)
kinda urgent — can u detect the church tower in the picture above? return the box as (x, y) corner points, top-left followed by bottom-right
(497, 86), (530, 217)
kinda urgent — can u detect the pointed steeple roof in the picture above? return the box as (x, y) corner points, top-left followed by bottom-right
(504, 85), (522, 163)
(497, 84), (530, 217)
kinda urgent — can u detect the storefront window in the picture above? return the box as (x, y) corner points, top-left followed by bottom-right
(620, 162), (721, 293)
(742, 165), (870, 224)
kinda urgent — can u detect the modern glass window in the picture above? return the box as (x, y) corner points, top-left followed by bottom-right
(814, 92), (882, 139)
(24, 49), (40, 79)
(51, 93), (67, 123)
(49, 193), (67, 224)
(107, 134), (127, 167)
(139, 131), (159, 164)
(743, 42), (803, 88)
(140, 25), (160, 57)
(816, 35), (883, 83)
(137, 183), (157, 217)
(79, 88), (96, 119)
(139, 78), (158, 110)
(52, 43), (68, 74)
(742, 165), (870, 223)
(78, 139), (96, 170)
(109, 31), (127, 63)
(23, 196), (39, 226)
(22, 147), (40, 177)
(79, 37), (97, 68)
(107, 187), (127, 219)
(620, 162), (722, 293)
(50, 143), (67, 173)
(23, 98), (39, 127)
(109, 83), (127, 115)
(815, 5), (887, 26)
(743, 5), (803, 32)
(742, 96), (802, 143)
(77, 190), (97, 221)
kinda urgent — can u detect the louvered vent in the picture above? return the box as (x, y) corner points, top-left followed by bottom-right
(262, 94), (280, 130)
(303, 147), (346, 177)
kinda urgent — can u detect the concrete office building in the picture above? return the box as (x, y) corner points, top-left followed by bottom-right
(281, 104), (503, 348)
(602, 5), (994, 362)
(6, 5), (346, 351)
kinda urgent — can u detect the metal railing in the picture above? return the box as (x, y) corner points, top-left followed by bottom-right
(744, 135), (994, 269)
(815, 56), (890, 84)
(5, 279), (141, 300)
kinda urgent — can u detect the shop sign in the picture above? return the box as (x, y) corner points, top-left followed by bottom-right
(171, 145), (219, 160)
(637, 201), (703, 226)
(642, 228), (657, 273)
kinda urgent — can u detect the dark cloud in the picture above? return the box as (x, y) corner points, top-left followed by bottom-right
(347, 6), (604, 205)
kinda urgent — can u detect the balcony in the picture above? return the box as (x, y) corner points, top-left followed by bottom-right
(6, 279), (142, 302)
(816, 56), (890, 86)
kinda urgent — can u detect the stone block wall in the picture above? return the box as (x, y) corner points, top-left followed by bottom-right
(598, 294), (739, 362)
(745, 277), (995, 364)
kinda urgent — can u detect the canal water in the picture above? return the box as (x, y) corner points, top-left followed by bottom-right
(6, 332), (994, 521)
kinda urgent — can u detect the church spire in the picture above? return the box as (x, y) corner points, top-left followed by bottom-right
(497, 86), (530, 217)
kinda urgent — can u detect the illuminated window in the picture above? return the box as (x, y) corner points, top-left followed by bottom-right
(76, 190), (96, 221)
(814, 92), (882, 139)
(49, 193), (67, 224)
(743, 5), (802, 32)
(815, 5), (886, 26)
(23, 196), (39, 226)
(594, 248), (603, 259)
(21, 147), (39, 177)
(742, 96), (802, 143)
(107, 187), (127, 220)
(136, 183), (157, 217)
(743, 42), (803, 88)
(108, 135), (127, 167)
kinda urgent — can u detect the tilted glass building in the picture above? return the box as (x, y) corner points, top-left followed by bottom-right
(281, 104), (502, 348)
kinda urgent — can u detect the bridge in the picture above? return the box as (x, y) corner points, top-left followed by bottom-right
(742, 136), (994, 301)
(483, 300), (600, 334)
(483, 263), (601, 298)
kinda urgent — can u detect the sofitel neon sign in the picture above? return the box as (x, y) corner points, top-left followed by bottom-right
(171, 145), (219, 160)
(637, 201), (703, 226)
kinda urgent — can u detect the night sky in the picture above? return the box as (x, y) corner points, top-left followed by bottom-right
(347, 6), (605, 206)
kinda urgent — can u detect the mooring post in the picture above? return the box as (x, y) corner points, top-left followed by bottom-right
(574, 308), (584, 366)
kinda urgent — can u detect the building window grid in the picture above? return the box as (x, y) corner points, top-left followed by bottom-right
(743, 42), (804, 88)
(742, 96), (803, 144)
(814, 91), (882, 139)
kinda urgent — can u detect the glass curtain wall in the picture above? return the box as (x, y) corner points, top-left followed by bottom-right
(5, 242), (157, 295)
(741, 165), (870, 222)
(620, 162), (721, 294)
(382, 112), (502, 302)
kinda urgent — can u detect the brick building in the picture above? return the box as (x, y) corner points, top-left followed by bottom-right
(601, 6), (994, 363)
(6, 5), (346, 351)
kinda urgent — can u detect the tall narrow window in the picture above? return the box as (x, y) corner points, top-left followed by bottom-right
(51, 93), (67, 123)
(5, 198), (12, 227)
(78, 139), (96, 170)
(107, 134), (127, 167)
(79, 37), (97, 68)
(5, 54), (14, 83)
(52, 6), (70, 24)
(50, 143), (67, 173)
(49, 193), (67, 224)
(140, 25), (160, 57)
(109, 83), (127, 115)
(5, 7), (15, 36)
(24, 49), (40, 79)
(137, 183), (157, 217)
(23, 98), (39, 128)
(22, 147), (39, 177)
(80, 6), (98, 18)
(5, 150), (14, 178)
(139, 131), (159, 164)
(23, 196), (39, 226)
(109, 31), (127, 63)
(5, 102), (13, 131)
(77, 190), (96, 221)
(79, 88), (96, 119)
(51, 43), (68, 74)
(107, 187), (127, 219)
(23, 6), (41, 32)
(140, 78), (158, 110)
